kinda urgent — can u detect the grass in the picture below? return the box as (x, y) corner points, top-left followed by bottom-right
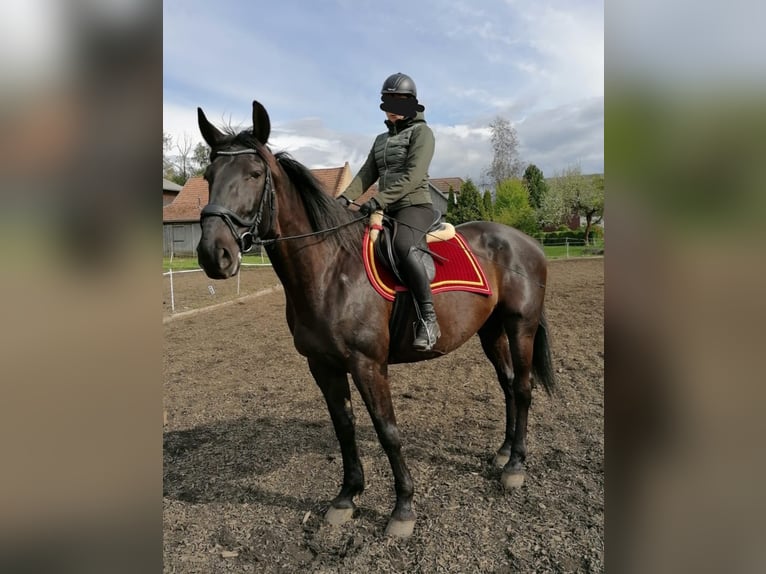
(163, 240), (603, 270)
(542, 241), (604, 259)
(162, 253), (270, 271)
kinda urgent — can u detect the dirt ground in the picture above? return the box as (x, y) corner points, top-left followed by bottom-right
(163, 258), (604, 573)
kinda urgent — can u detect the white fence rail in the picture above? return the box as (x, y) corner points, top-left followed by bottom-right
(162, 263), (274, 315)
(536, 237), (605, 259)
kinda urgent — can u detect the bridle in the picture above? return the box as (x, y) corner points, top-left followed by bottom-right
(199, 148), (276, 253)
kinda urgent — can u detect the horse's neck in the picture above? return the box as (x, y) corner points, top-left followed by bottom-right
(267, 188), (340, 300)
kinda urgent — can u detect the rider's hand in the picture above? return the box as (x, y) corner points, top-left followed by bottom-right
(356, 198), (380, 217)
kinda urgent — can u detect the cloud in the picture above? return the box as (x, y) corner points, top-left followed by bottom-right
(519, 97), (604, 175)
(163, 1), (603, 182)
(164, 98), (603, 185)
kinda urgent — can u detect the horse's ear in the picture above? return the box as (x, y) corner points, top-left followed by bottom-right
(198, 107), (224, 148)
(251, 100), (271, 145)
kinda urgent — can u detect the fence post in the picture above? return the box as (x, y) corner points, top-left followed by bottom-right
(169, 268), (175, 313)
(566, 237), (569, 258)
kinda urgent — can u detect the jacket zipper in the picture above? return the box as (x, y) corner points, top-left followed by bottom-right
(382, 132), (391, 190)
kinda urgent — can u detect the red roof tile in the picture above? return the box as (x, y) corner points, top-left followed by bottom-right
(163, 176), (209, 222)
(313, 163), (351, 197)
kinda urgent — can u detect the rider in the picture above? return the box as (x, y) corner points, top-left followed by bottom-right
(336, 72), (440, 351)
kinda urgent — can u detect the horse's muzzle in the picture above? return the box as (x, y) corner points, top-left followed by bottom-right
(197, 234), (239, 279)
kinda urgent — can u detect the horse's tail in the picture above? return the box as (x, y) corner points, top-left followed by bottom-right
(533, 311), (556, 396)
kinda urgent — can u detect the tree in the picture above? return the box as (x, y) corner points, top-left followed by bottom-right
(191, 142), (211, 176)
(446, 186), (456, 221)
(581, 174), (605, 244)
(493, 179), (538, 236)
(174, 133), (194, 183)
(540, 165), (604, 243)
(163, 132), (208, 185)
(485, 116), (524, 189)
(482, 190), (494, 221)
(522, 164), (548, 210)
(447, 179), (488, 225)
(163, 132), (176, 179)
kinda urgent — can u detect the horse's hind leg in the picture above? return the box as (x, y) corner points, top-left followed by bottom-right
(478, 317), (516, 470)
(307, 357), (365, 525)
(500, 319), (536, 490)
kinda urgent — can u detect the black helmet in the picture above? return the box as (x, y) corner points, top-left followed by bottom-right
(381, 73), (418, 98)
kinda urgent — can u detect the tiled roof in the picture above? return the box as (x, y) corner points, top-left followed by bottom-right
(429, 177), (464, 195)
(163, 164), (354, 223)
(163, 178), (183, 192)
(313, 163), (352, 197)
(354, 183), (379, 206)
(163, 176), (209, 222)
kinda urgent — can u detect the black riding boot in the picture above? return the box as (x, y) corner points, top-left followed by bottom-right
(400, 249), (441, 351)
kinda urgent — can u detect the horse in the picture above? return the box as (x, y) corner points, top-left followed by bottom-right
(195, 101), (555, 538)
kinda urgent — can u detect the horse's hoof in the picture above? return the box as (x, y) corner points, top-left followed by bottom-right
(384, 518), (416, 538)
(325, 505), (354, 525)
(501, 470), (525, 490)
(494, 452), (510, 469)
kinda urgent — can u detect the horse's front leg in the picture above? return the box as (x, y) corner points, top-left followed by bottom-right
(349, 356), (416, 538)
(307, 357), (364, 525)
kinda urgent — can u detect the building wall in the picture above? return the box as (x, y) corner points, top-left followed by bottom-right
(339, 167), (352, 195)
(163, 222), (203, 257)
(429, 188), (449, 221)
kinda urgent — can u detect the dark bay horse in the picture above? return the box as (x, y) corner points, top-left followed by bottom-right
(196, 101), (555, 538)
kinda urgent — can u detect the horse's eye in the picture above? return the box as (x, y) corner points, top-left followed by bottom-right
(250, 171), (263, 179)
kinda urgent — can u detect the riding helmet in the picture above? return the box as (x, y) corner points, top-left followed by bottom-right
(381, 73), (418, 98)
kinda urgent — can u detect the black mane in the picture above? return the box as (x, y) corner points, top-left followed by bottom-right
(274, 152), (364, 257)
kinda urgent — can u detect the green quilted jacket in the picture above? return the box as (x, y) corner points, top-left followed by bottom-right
(342, 111), (435, 211)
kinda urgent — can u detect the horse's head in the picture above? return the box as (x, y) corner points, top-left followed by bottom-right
(196, 101), (274, 279)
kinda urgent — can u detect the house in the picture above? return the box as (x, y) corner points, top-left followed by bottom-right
(163, 178), (183, 206)
(162, 177), (209, 257)
(163, 163), (353, 256)
(311, 164), (354, 198)
(429, 177), (464, 199)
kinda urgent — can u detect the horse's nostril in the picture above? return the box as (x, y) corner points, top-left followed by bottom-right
(218, 247), (231, 267)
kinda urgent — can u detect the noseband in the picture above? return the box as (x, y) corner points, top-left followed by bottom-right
(199, 148), (276, 253)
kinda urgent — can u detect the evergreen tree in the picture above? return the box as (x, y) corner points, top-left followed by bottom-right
(448, 179), (487, 225)
(482, 190), (494, 221)
(446, 186), (456, 222)
(522, 164), (548, 209)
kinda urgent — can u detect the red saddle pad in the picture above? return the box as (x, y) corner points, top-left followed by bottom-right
(362, 228), (493, 301)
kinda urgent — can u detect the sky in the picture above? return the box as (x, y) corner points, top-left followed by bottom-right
(163, 0), (603, 184)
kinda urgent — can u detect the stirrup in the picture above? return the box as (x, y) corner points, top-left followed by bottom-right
(412, 318), (440, 351)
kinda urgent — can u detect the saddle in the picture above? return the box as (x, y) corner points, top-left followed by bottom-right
(368, 210), (456, 284)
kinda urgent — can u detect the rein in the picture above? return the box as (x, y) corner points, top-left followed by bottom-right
(200, 147), (366, 251)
